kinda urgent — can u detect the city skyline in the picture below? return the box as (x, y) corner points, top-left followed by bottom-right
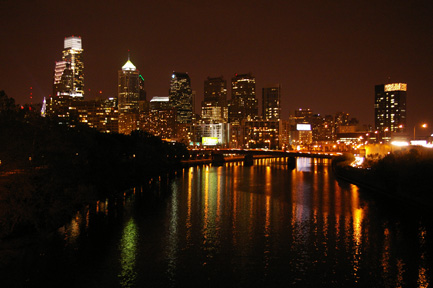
(1, 0), (432, 132)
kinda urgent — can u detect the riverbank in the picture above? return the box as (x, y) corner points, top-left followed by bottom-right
(0, 107), (188, 241)
(332, 151), (433, 210)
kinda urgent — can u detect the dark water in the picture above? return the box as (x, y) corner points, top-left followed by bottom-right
(3, 158), (433, 287)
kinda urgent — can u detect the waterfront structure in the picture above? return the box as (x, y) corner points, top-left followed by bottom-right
(118, 57), (141, 134)
(311, 114), (334, 141)
(375, 83), (407, 140)
(191, 123), (230, 146)
(243, 119), (281, 149)
(262, 84), (281, 120)
(169, 72), (193, 124)
(201, 76), (228, 123)
(229, 73), (257, 124)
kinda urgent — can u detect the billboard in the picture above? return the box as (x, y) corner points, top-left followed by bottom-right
(202, 137), (219, 146)
(296, 124), (311, 131)
(384, 83), (407, 92)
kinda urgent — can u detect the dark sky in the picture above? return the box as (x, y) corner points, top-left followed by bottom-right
(1, 0), (432, 131)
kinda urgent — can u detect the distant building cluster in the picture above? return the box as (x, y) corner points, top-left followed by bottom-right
(44, 36), (409, 151)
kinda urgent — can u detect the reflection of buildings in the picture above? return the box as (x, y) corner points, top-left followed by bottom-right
(169, 72), (193, 124)
(375, 83), (407, 141)
(118, 57), (141, 134)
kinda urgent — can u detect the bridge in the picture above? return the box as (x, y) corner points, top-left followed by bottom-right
(184, 148), (340, 168)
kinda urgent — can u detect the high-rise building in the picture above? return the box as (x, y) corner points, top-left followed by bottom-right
(374, 83), (407, 137)
(294, 108), (313, 123)
(140, 96), (176, 139)
(118, 57), (141, 134)
(49, 36), (84, 124)
(169, 72), (193, 124)
(201, 76), (228, 123)
(58, 36), (84, 98)
(262, 84), (281, 120)
(229, 73), (257, 124)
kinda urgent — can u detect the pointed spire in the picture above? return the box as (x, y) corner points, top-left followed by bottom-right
(122, 51), (136, 71)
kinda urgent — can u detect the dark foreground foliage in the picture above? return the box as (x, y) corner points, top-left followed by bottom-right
(333, 148), (433, 208)
(0, 91), (189, 238)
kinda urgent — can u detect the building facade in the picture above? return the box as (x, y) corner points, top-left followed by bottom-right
(229, 73), (257, 124)
(375, 83), (407, 140)
(118, 58), (141, 134)
(201, 76), (228, 123)
(262, 84), (281, 120)
(169, 72), (193, 124)
(49, 36), (84, 123)
(54, 36), (84, 97)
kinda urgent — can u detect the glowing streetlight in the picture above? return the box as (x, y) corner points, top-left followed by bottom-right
(414, 123), (428, 140)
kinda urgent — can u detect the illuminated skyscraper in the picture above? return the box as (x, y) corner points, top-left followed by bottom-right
(375, 83), (407, 137)
(229, 73), (257, 124)
(49, 36), (84, 124)
(262, 84), (281, 120)
(118, 57), (140, 134)
(169, 72), (192, 124)
(54, 36), (84, 98)
(201, 76), (228, 123)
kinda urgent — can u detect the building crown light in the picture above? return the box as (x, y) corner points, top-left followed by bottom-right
(122, 60), (136, 71)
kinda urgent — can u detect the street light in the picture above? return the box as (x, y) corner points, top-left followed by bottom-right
(413, 123), (428, 140)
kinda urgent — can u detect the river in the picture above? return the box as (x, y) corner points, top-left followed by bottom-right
(2, 158), (432, 287)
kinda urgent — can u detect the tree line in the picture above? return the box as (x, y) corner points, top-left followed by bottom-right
(0, 90), (189, 238)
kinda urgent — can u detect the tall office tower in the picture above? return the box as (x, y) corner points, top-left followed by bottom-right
(59, 36), (84, 97)
(118, 58), (141, 134)
(139, 74), (147, 102)
(375, 83), (407, 135)
(169, 72), (192, 124)
(201, 76), (228, 123)
(262, 84), (281, 120)
(49, 36), (84, 123)
(229, 73), (257, 124)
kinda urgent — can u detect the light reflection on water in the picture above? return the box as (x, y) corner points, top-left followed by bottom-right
(49, 158), (432, 287)
(118, 217), (138, 288)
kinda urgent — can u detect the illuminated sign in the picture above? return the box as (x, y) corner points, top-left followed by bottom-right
(296, 124), (311, 131)
(202, 137), (219, 146)
(384, 83), (407, 92)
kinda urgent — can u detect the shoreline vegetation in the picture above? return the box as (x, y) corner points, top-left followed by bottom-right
(332, 149), (433, 211)
(0, 91), (189, 241)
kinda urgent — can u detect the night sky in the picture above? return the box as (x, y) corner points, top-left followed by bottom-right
(1, 0), (432, 132)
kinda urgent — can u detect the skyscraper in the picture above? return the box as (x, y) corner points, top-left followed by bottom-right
(49, 36), (84, 123)
(57, 36), (84, 98)
(169, 72), (192, 124)
(229, 73), (257, 124)
(118, 57), (141, 134)
(262, 84), (281, 120)
(201, 76), (228, 123)
(374, 83), (407, 137)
